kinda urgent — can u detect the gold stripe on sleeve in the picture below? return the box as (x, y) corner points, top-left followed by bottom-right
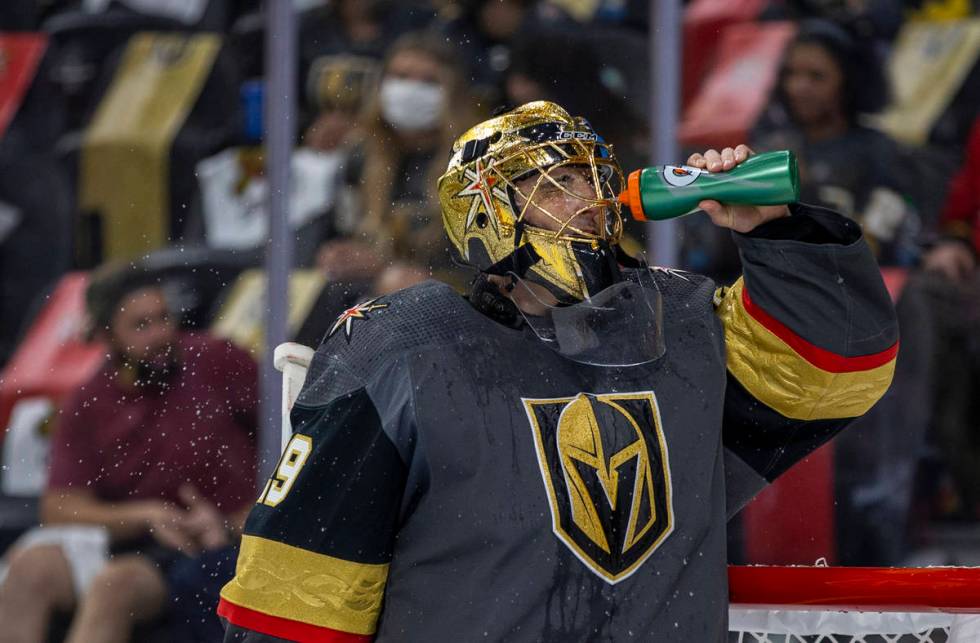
(716, 279), (896, 421)
(219, 534), (388, 636)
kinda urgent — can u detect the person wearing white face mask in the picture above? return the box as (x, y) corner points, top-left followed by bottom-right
(379, 76), (446, 133)
(316, 32), (485, 286)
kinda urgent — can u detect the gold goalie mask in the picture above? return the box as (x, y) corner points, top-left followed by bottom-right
(438, 101), (630, 303)
(439, 102), (664, 367)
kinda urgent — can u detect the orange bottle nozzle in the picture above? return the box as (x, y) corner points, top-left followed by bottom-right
(619, 170), (646, 221)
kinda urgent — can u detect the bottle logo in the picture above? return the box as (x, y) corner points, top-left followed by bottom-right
(662, 165), (703, 187)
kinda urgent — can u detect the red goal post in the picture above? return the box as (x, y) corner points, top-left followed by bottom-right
(729, 565), (980, 613)
(728, 565), (980, 642)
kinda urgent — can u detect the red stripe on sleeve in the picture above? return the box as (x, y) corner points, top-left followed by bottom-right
(741, 287), (898, 373)
(217, 597), (372, 643)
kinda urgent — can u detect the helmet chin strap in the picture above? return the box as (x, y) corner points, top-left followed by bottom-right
(486, 197), (633, 303)
(484, 241), (542, 280)
(482, 237), (628, 305)
(468, 272), (524, 328)
(571, 239), (625, 300)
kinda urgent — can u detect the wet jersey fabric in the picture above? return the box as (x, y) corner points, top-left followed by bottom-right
(219, 205), (898, 643)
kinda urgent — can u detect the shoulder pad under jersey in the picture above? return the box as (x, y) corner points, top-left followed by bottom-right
(319, 279), (478, 351)
(626, 266), (718, 325)
(297, 280), (478, 405)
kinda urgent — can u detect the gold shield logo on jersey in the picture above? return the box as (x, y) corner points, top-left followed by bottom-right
(522, 391), (673, 583)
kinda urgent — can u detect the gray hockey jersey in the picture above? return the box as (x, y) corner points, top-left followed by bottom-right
(219, 206), (898, 642)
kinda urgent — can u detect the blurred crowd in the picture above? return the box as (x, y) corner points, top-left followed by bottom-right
(1, 0), (980, 640)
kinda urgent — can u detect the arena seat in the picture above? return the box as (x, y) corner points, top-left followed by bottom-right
(0, 273), (104, 447)
(0, 33), (47, 139)
(193, 145), (347, 262)
(42, 7), (190, 133)
(873, 18), (980, 147)
(227, 9), (265, 81)
(210, 270), (328, 356)
(60, 28), (242, 267)
(678, 20), (796, 151)
(682, 0), (767, 109)
(291, 279), (373, 349)
(68, 0), (240, 31)
(0, 149), (74, 368)
(579, 26), (650, 125)
(880, 266), (910, 303)
(76, 31), (239, 264)
(140, 244), (256, 330)
(0, 0), (41, 30)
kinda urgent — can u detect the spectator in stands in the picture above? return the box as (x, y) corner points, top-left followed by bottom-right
(759, 0), (906, 46)
(752, 19), (919, 265)
(304, 55), (380, 155)
(190, 55), (381, 266)
(751, 19), (927, 565)
(0, 262), (257, 643)
(916, 114), (980, 522)
(293, 54), (382, 257)
(372, 260), (429, 296)
(292, 260), (430, 351)
(298, 0), (435, 83)
(437, 0), (577, 103)
(317, 31), (485, 284)
(504, 29), (649, 180)
(923, 116), (980, 283)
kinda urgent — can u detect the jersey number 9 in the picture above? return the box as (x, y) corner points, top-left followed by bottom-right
(258, 434), (313, 507)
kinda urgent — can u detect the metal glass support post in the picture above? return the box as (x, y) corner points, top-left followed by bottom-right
(647, 0), (681, 267)
(259, 1), (296, 482)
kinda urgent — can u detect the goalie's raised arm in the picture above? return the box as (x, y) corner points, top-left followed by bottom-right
(716, 203), (899, 515)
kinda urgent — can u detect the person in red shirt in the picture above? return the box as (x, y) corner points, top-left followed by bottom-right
(917, 115), (980, 520)
(0, 263), (257, 643)
(922, 115), (980, 281)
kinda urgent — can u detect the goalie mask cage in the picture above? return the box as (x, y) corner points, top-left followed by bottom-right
(728, 565), (980, 643)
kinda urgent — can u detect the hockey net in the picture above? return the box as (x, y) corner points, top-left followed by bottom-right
(728, 565), (980, 643)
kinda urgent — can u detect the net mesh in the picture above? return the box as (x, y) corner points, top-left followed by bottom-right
(728, 566), (980, 643)
(728, 630), (950, 643)
(728, 609), (968, 643)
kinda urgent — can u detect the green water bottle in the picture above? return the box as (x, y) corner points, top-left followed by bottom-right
(618, 150), (799, 221)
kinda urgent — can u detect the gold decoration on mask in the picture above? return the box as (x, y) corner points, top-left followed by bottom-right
(438, 101), (625, 301)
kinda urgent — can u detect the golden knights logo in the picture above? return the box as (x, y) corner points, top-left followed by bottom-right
(522, 391), (673, 584)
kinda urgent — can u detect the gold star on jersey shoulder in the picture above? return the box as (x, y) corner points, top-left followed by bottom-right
(327, 297), (388, 342)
